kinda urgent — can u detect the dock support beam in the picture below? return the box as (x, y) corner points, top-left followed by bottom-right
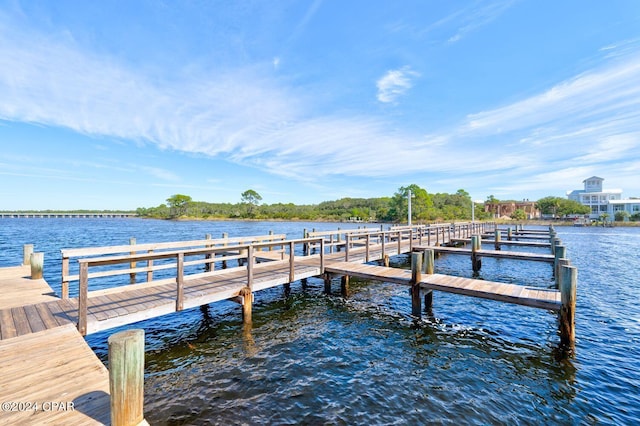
(411, 252), (422, 317)
(559, 265), (577, 349)
(108, 329), (145, 426)
(323, 273), (331, 293)
(494, 230), (501, 251)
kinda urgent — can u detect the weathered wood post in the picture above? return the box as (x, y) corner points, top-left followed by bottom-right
(176, 253), (184, 311)
(23, 244), (34, 265)
(268, 230), (274, 252)
(555, 258), (570, 289)
(558, 265), (577, 348)
(507, 227), (512, 241)
(422, 249), (434, 311)
(494, 230), (501, 251)
(365, 233), (370, 262)
(411, 252), (423, 317)
(129, 237), (137, 284)
(303, 229), (308, 255)
(204, 233), (213, 272)
(471, 235), (482, 273)
(337, 228), (342, 252)
(239, 287), (252, 325)
(323, 274), (332, 293)
(30, 252), (44, 279)
(341, 275), (349, 297)
(221, 232), (228, 269)
(345, 234), (351, 262)
(108, 329), (145, 426)
(554, 245), (566, 277)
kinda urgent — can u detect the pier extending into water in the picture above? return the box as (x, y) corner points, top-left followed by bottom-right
(0, 222), (577, 424)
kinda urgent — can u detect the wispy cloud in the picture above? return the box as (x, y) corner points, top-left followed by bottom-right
(446, 1), (516, 43)
(376, 66), (420, 103)
(1, 10), (639, 198)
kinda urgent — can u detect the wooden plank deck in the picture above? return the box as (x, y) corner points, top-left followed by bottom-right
(325, 261), (561, 311)
(0, 324), (111, 425)
(0, 265), (59, 309)
(416, 245), (555, 263)
(450, 238), (551, 248)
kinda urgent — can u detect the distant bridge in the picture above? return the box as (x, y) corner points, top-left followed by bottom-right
(0, 212), (137, 218)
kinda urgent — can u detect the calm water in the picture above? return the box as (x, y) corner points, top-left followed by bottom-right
(1, 219), (639, 425)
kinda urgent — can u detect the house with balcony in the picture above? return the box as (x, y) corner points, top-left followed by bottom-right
(566, 176), (640, 220)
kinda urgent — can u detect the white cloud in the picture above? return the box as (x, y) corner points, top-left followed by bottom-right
(376, 66), (420, 103)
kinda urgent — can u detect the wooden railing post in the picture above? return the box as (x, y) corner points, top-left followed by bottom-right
(559, 265), (577, 348)
(289, 241), (295, 282)
(30, 252), (44, 279)
(345, 234), (351, 262)
(409, 229), (414, 251)
(397, 230), (402, 254)
(204, 233), (213, 272)
(269, 230), (274, 251)
(176, 253), (184, 311)
(129, 237), (137, 284)
(221, 232), (228, 269)
(61, 254), (69, 299)
(381, 231), (386, 260)
(365, 234), (370, 262)
(108, 329), (145, 426)
(147, 249), (154, 282)
(411, 252), (423, 317)
(247, 245), (254, 290)
(78, 261), (88, 335)
(320, 238), (325, 273)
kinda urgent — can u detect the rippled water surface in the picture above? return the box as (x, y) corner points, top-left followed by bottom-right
(1, 219), (639, 424)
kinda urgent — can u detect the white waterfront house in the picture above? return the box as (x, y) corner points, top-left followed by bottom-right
(566, 176), (640, 220)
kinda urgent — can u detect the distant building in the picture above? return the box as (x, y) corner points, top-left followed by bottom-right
(484, 200), (540, 219)
(566, 176), (640, 219)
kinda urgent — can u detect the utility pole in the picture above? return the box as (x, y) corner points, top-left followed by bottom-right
(408, 189), (414, 225)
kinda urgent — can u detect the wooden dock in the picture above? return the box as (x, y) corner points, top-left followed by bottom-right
(0, 267), (112, 425)
(0, 222), (578, 423)
(325, 261), (561, 311)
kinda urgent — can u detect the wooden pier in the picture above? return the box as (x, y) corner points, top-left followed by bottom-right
(0, 222), (578, 424)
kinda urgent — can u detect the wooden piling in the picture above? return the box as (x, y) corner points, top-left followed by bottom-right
(411, 252), (422, 317)
(559, 265), (577, 348)
(383, 254), (390, 267)
(323, 273), (332, 293)
(108, 329), (145, 426)
(555, 258), (570, 289)
(507, 227), (512, 241)
(554, 245), (566, 278)
(422, 249), (434, 311)
(30, 252), (44, 279)
(341, 275), (349, 297)
(494, 230), (501, 251)
(422, 249), (434, 275)
(471, 235), (482, 273)
(23, 244), (34, 266)
(239, 287), (252, 325)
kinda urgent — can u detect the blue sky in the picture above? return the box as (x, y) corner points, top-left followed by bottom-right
(1, 0), (639, 210)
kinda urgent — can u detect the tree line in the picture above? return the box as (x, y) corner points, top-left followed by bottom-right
(137, 186), (625, 222)
(136, 185), (493, 222)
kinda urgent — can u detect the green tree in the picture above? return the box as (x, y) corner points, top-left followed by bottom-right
(510, 209), (527, 220)
(241, 189), (262, 217)
(166, 194), (192, 218)
(614, 211), (630, 222)
(389, 184), (433, 223)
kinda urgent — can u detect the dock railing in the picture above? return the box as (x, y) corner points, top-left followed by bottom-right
(61, 233), (286, 299)
(75, 237), (324, 335)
